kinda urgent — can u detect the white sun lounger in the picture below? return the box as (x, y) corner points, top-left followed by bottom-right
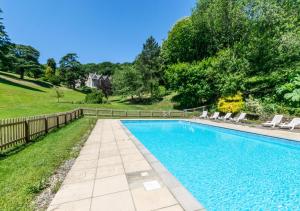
(199, 111), (208, 118)
(262, 115), (283, 128)
(231, 113), (247, 122)
(210, 112), (220, 120)
(279, 118), (300, 130)
(219, 113), (232, 121)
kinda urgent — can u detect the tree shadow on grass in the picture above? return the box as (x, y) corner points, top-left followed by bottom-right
(0, 77), (45, 92)
(0, 71), (53, 89)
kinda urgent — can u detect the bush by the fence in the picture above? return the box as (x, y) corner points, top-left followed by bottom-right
(85, 90), (104, 104)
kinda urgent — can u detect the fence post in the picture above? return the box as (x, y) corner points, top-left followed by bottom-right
(125, 111), (128, 117)
(45, 117), (48, 134)
(111, 109), (113, 117)
(96, 108), (98, 118)
(151, 111), (153, 117)
(65, 113), (68, 124)
(25, 119), (30, 143)
(139, 111), (141, 117)
(57, 115), (60, 128)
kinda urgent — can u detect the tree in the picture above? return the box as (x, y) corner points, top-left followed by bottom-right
(191, 0), (247, 58)
(45, 58), (57, 81)
(0, 8), (10, 71)
(55, 88), (64, 103)
(166, 60), (216, 108)
(135, 36), (162, 98)
(113, 65), (143, 100)
(59, 53), (83, 89)
(8, 44), (41, 79)
(46, 58), (56, 72)
(161, 17), (197, 64)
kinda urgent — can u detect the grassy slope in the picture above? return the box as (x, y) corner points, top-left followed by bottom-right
(0, 118), (95, 211)
(0, 71), (176, 118)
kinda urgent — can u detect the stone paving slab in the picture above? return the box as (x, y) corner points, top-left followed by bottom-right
(47, 120), (199, 211)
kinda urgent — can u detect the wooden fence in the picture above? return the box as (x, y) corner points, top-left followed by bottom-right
(0, 109), (83, 151)
(82, 108), (187, 118)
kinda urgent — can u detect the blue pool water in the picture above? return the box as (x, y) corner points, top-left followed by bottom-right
(122, 120), (300, 210)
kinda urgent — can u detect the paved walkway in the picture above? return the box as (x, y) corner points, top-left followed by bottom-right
(48, 120), (201, 211)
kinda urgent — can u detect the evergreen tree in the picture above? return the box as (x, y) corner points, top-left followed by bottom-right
(0, 8), (11, 70)
(59, 53), (83, 89)
(135, 36), (162, 98)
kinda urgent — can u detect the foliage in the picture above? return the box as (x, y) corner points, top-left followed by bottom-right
(113, 65), (143, 99)
(0, 9), (10, 71)
(163, 0), (300, 112)
(166, 60), (216, 108)
(217, 92), (244, 113)
(46, 58), (56, 72)
(45, 66), (54, 79)
(190, 0), (248, 61)
(135, 36), (162, 98)
(79, 86), (93, 94)
(85, 89), (104, 104)
(8, 44), (42, 79)
(47, 75), (60, 86)
(55, 88), (64, 103)
(82, 62), (128, 76)
(161, 17), (197, 64)
(59, 53), (84, 89)
(277, 76), (300, 107)
(245, 95), (264, 115)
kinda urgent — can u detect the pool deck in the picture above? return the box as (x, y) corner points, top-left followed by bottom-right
(190, 119), (300, 142)
(48, 119), (204, 211)
(48, 118), (300, 211)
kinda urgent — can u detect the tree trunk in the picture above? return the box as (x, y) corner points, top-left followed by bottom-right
(20, 69), (25, 79)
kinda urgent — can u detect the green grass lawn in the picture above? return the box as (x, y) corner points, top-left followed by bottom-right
(0, 71), (176, 118)
(0, 117), (95, 211)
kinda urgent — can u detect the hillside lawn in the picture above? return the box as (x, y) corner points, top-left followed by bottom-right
(0, 117), (96, 210)
(0, 71), (176, 118)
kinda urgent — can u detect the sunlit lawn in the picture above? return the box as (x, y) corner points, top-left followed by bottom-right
(0, 71), (176, 118)
(0, 118), (95, 210)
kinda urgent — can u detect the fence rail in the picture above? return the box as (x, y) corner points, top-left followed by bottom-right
(82, 108), (187, 118)
(0, 109), (83, 151)
(0, 108), (188, 151)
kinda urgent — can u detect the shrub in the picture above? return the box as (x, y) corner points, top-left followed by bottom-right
(217, 92), (244, 113)
(85, 89), (104, 104)
(153, 86), (167, 99)
(80, 86), (93, 94)
(48, 75), (61, 86)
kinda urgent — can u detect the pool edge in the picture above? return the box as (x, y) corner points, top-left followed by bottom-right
(120, 120), (206, 211)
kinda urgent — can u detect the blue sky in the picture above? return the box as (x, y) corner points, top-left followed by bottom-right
(1, 0), (196, 64)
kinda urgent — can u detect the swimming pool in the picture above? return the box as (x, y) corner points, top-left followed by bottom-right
(122, 120), (300, 210)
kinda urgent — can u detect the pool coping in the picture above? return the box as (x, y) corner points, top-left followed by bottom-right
(121, 118), (300, 143)
(120, 120), (206, 211)
(189, 119), (300, 143)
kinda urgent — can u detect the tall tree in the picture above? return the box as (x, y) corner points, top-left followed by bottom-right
(46, 58), (56, 72)
(9, 44), (41, 79)
(45, 58), (56, 79)
(59, 53), (83, 89)
(135, 36), (162, 98)
(161, 17), (197, 64)
(0, 8), (11, 70)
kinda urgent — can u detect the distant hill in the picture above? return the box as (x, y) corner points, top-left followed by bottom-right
(0, 71), (85, 118)
(0, 72), (176, 119)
